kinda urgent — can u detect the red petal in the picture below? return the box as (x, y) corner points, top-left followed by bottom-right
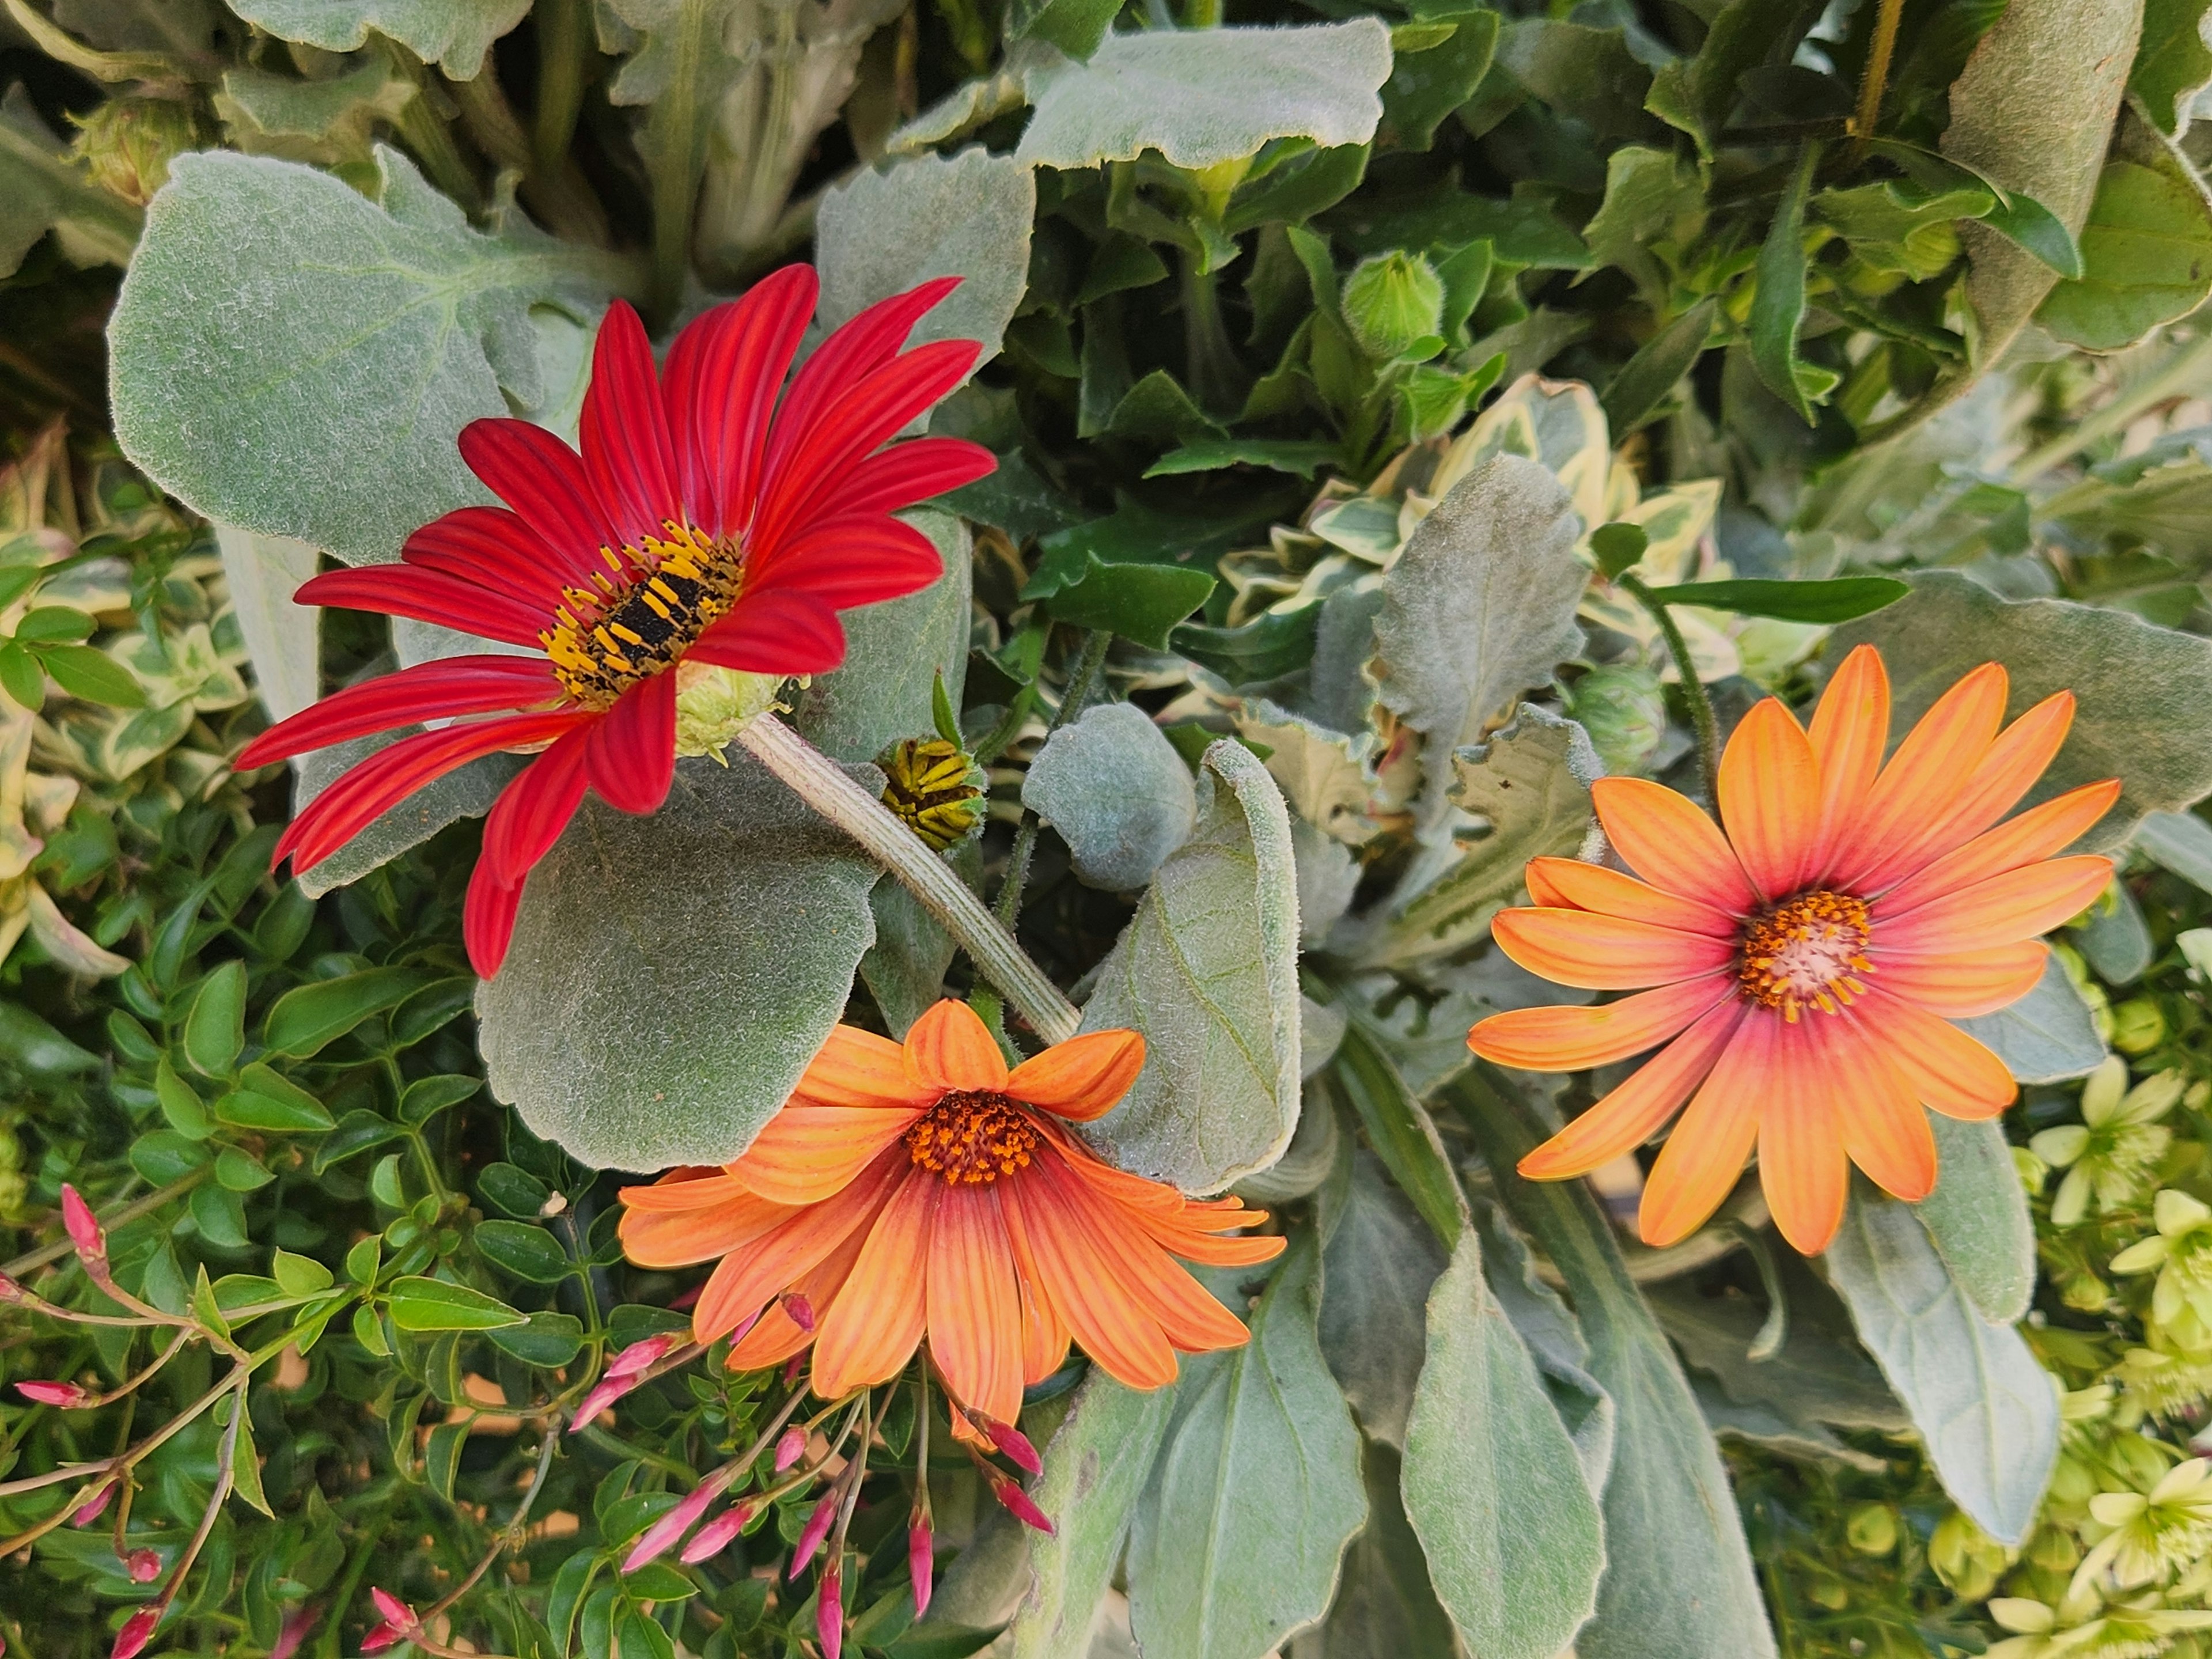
(581, 301), (680, 545)
(760, 278), (960, 494)
(464, 862), (527, 978)
(745, 513), (944, 606)
(839, 438), (997, 517)
(236, 656), (559, 767)
(688, 592), (847, 674)
(404, 502), (587, 596)
(663, 265), (817, 538)
(296, 565), (547, 649)
(588, 671), (677, 813)
(482, 724), (593, 885)
(459, 418), (621, 566)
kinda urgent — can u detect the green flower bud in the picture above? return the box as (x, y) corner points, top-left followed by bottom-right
(1930, 1510), (2006, 1600)
(1844, 1502), (1896, 1556)
(2111, 998), (2167, 1054)
(71, 96), (200, 207)
(1567, 665), (1668, 775)
(878, 736), (986, 851)
(1340, 251), (1445, 362)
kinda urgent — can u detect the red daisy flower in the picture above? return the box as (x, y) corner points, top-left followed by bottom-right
(235, 267), (993, 976)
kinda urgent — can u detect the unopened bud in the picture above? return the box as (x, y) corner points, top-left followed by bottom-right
(819, 1558), (845, 1659)
(679, 1501), (755, 1564)
(61, 1185), (106, 1270)
(17, 1379), (93, 1408)
(70, 96), (199, 207)
(987, 1471), (1054, 1535)
(71, 1481), (116, 1526)
(980, 1415), (1041, 1476)
(2111, 999), (2168, 1055)
(111, 1607), (160, 1659)
(570, 1375), (635, 1434)
(774, 1426), (808, 1472)
(1845, 1503), (1897, 1557)
(126, 1549), (161, 1584)
(1340, 251), (1445, 362)
(0, 1272), (22, 1303)
(1566, 665), (1669, 776)
(790, 1490), (838, 1571)
(624, 1481), (718, 1573)
(368, 1588), (415, 1631)
(782, 1292), (816, 1334)
(908, 1520), (934, 1616)
(605, 1334), (675, 1381)
(877, 737), (986, 851)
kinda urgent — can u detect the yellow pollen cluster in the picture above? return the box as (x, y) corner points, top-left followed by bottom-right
(906, 1089), (1041, 1185)
(878, 737), (987, 851)
(1738, 889), (1874, 1021)
(540, 520), (743, 708)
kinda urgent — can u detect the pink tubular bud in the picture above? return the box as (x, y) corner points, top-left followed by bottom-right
(774, 1426), (808, 1472)
(71, 1482), (116, 1527)
(359, 1624), (404, 1655)
(62, 1185), (106, 1268)
(668, 1281), (703, 1312)
(782, 1354), (806, 1386)
(988, 1472), (1055, 1536)
(270, 1605), (319, 1659)
(818, 1559), (844, 1659)
(368, 1588), (415, 1630)
(125, 1549), (161, 1584)
(17, 1379), (93, 1408)
(111, 1607), (159, 1659)
(605, 1334), (675, 1381)
(782, 1293), (815, 1334)
(624, 1481), (720, 1573)
(790, 1490), (838, 1573)
(908, 1521), (934, 1616)
(570, 1375), (634, 1434)
(981, 1416), (1041, 1476)
(679, 1500), (755, 1565)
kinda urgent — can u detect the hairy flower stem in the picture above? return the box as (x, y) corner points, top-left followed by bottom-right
(1619, 572), (1721, 809)
(736, 715), (1081, 1044)
(1849, 0), (1906, 153)
(995, 628), (1112, 930)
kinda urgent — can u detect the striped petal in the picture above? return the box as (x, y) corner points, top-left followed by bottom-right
(585, 669), (677, 815)
(459, 417), (622, 569)
(662, 265), (816, 537)
(1862, 991), (2016, 1120)
(578, 300), (679, 547)
(295, 565), (549, 649)
(1590, 778), (1759, 914)
(728, 1101), (927, 1206)
(1830, 662), (2008, 892)
(1875, 855), (2113, 954)
(1718, 697), (1821, 900)
(1492, 907), (1738, 990)
(1638, 1013), (1774, 1247)
(687, 590), (847, 675)
(481, 725), (592, 888)
(1808, 643), (1889, 879)
(997, 1160), (1178, 1390)
(926, 1184), (1024, 1423)
(1758, 1021), (1850, 1254)
(1516, 999), (1748, 1179)
(1825, 1014), (1937, 1203)
(839, 438), (997, 517)
(1468, 975), (1734, 1071)
(235, 654), (559, 769)
(616, 1175), (794, 1268)
(1858, 691), (2077, 892)
(695, 1152), (906, 1344)
(904, 998), (1007, 1093)
(404, 502), (587, 595)
(789, 1024), (937, 1111)
(1521, 857), (1738, 938)
(1874, 781), (2120, 916)
(1005, 1029), (1145, 1122)
(1865, 942), (2048, 1018)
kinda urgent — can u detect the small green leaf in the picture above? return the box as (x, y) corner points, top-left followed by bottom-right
(1980, 187), (2085, 280)
(351, 1303), (390, 1357)
(1588, 522), (1649, 581)
(263, 965), (427, 1057)
(487, 1309), (585, 1367)
(1651, 576), (1909, 623)
(1044, 555), (1218, 650)
(215, 1146), (274, 1191)
(35, 645), (146, 707)
(346, 1234), (382, 1287)
(385, 1275), (527, 1332)
(12, 605), (93, 642)
(474, 1220), (570, 1283)
(0, 564), (39, 609)
(930, 669), (961, 747)
(0, 642), (46, 709)
(155, 1058), (213, 1139)
(192, 1264), (232, 1340)
(426, 1421), (468, 1500)
(191, 1182), (249, 1248)
(1599, 301), (1714, 435)
(230, 1403), (273, 1518)
(2037, 159), (2212, 350)
(399, 1073), (479, 1124)
(131, 1128), (211, 1184)
(215, 1086), (336, 1134)
(477, 1161), (553, 1218)
(182, 960), (248, 1078)
(271, 1248), (335, 1298)
(1749, 142), (1838, 425)
(313, 1108), (404, 1172)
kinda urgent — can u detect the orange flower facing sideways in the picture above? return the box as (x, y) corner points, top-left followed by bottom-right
(1469, 645), (2118, 1256)
(618, 1001), (1283, 1426)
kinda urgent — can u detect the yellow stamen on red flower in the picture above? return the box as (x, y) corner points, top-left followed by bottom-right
(541, 520), (743, 708)
(1737, 889), (1874, 1021)
(904, 1090), (1040, 1184)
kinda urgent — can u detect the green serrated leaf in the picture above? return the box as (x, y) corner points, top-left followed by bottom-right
(1749, 142), (1834, 425)
(2037, 158), (2212, 350)
(1043, 555), (1217, 650)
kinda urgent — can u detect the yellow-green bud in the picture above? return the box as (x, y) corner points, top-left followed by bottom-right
(1804, 1570), (1850, 1611)
(2110, 998), (2166, 1054)
(1567, 665), (1668, 775)
(878, 737), (986, 851)
(1930, 1511), (2006, 1600)
(1844, 1503), (1896, 1556)
(1340, 251), (1445, 362)
(71, 96), (199, 207)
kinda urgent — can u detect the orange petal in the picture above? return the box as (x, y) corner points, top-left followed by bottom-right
(618, 1172), (753, 1213)
(1516, 998), (1748, 1179)
(1592, 778), (1759, 914)
(1521, 857), (1738, 938)
(729, 1102), (928, 1205)
(1758, 1021), (1850, 1254)
(1718, 698), (1821, 900)
(1825, 1014), (1937, 1203)
(926, 1185), (1025, 1423)
(725, 1218), (870, 1370)
(1809, 644), (1889, 878)
(812, 1171), (937, 1397)
(1041, 1119), (1183, 1219)
(999, 1163), (1178, 1389)
(1830, 662), (2007, 892)
(1047, 1164), (1252, 1356)
(1142, 1210), (1287, 1266)
(1873, 780), (2120, 915)
(1002, 1211), (1073, 1385)
(904, 999), (1008, 1093)
(618, 1179), (795, 1269)
(1492, 907), (1738, 990)
(1875, 854), (2113, 954)
(1862, 991), (2017, 1120)
(1865, 942), (2048, 1018)
(1639, 1014), (1773, 1247)
(790, 1023), (938, 1110)
(1858, 691), (2076, 892)
(1005, 1029), (1146, 1122)
(692, 1151), (904, 1343)
(1469, 975), (1734, 1071)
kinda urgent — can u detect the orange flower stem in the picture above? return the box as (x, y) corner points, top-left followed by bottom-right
(736, 714), (1081, 1044)
(1849, 0), (1906, 154)
(1619, 572), (1721, 807)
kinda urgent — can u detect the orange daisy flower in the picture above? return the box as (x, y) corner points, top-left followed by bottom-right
(1469, 645), (2117, 1255)
(617, 1001), (1283, 1425)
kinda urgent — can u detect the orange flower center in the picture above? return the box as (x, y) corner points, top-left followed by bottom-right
(540, 521), (744, 708)
(905, 1090), (1040, 1185)
(1738, 890), (1873, 1021)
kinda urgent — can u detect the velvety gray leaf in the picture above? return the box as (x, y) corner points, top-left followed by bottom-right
(861, 877), (956, 1039)
(795, 510), (970, 762)
(477, 749), (880, 1170)
(2138, 806), (2212, 892)
(1126, 1233), (1366, 1659)
(1824, 1184), (2061, 1544)
(1009, 1374), (1179, 1659)
(214, 524), (321, 723)
(1319, 1154), (1447, 1448)
(111, 148), (622, 569)
(1234, 1082), (1340, 1205)
(1402, 1225), (1604, 1659)
(1288, 1444), (1458, 1659)
(1692, 1375), (1888, 1473)
(1955, 954), (2107, 1083)
(1829, 570), (2212, 848)
(2073, 876), (2153, 983)
(1015, 21), (1394, 169)
(1290, 819), (1360, 946)
(816, 148), (1033, 377)
(1369, 454), (1586, 816)
(1079, 740), (1302, 1192)
(1917, 1115), (2037, 1326)
(1024, 703), (1198, 891)
(226, 0), (529, 76)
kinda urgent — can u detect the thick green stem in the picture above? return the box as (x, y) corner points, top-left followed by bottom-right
(1620, 571), (1720, 808)
(1180, 251), (1245, 415)
(532, 0), (590, 175)
(735, 715), (1080, 1044)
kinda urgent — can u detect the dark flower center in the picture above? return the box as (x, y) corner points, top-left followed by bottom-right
(541, 521), (743, 707)
(906, 1090), (1040, 1185)
(1738, 889), (1873, 1019)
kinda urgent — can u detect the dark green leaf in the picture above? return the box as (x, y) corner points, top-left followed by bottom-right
(1171, 607), (1321, 687)
(1329, 1020), (1465, 1249)
(190, 1182), (249, 1248)
(214, 1085), (336, 1134)
(2130, 0), (2212, 133)
(1380, 10), (1499, 150)
(385, 1275), (527, 1332)
(182, 961), (247, 1078)
(474, 1220), (570, 1283)
(1652, 576), (1909, 623)
(389, 975), (476, 1048)
(1044, 555), (1218, 650)
(1588, 522), (1649, 582)
(477, 1161), (553, 1218)
(36, 644), (146, 706)
(487, 1309), (585, 1366)
(1980, 188), (2086, 280)
(312, 1108), (403, 1173)
(131, 1128), (211, 1184)
(400, 1073), (479, 1124)
(13, 605), (93, 642)
(2037, 159), (2212, 350)
(262, 965), (429, 1057)
(1749, 142), (1836, 425)
(1600, 301), (1715, 435)
(216, 1146), (274, 1191)
(886, 1626), (1007, 1659)
(0, 642), (45, 709)
(156, 1058), (213, 1138)
(1144, 440), (1344, 479)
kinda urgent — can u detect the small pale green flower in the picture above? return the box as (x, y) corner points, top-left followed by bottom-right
(2112, 1192), (2212, 1328)
(2078, 1459), (2212, 1589)
(2113, 1346), (2212, 1420)
(2033, 1059), (2185, 1225)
